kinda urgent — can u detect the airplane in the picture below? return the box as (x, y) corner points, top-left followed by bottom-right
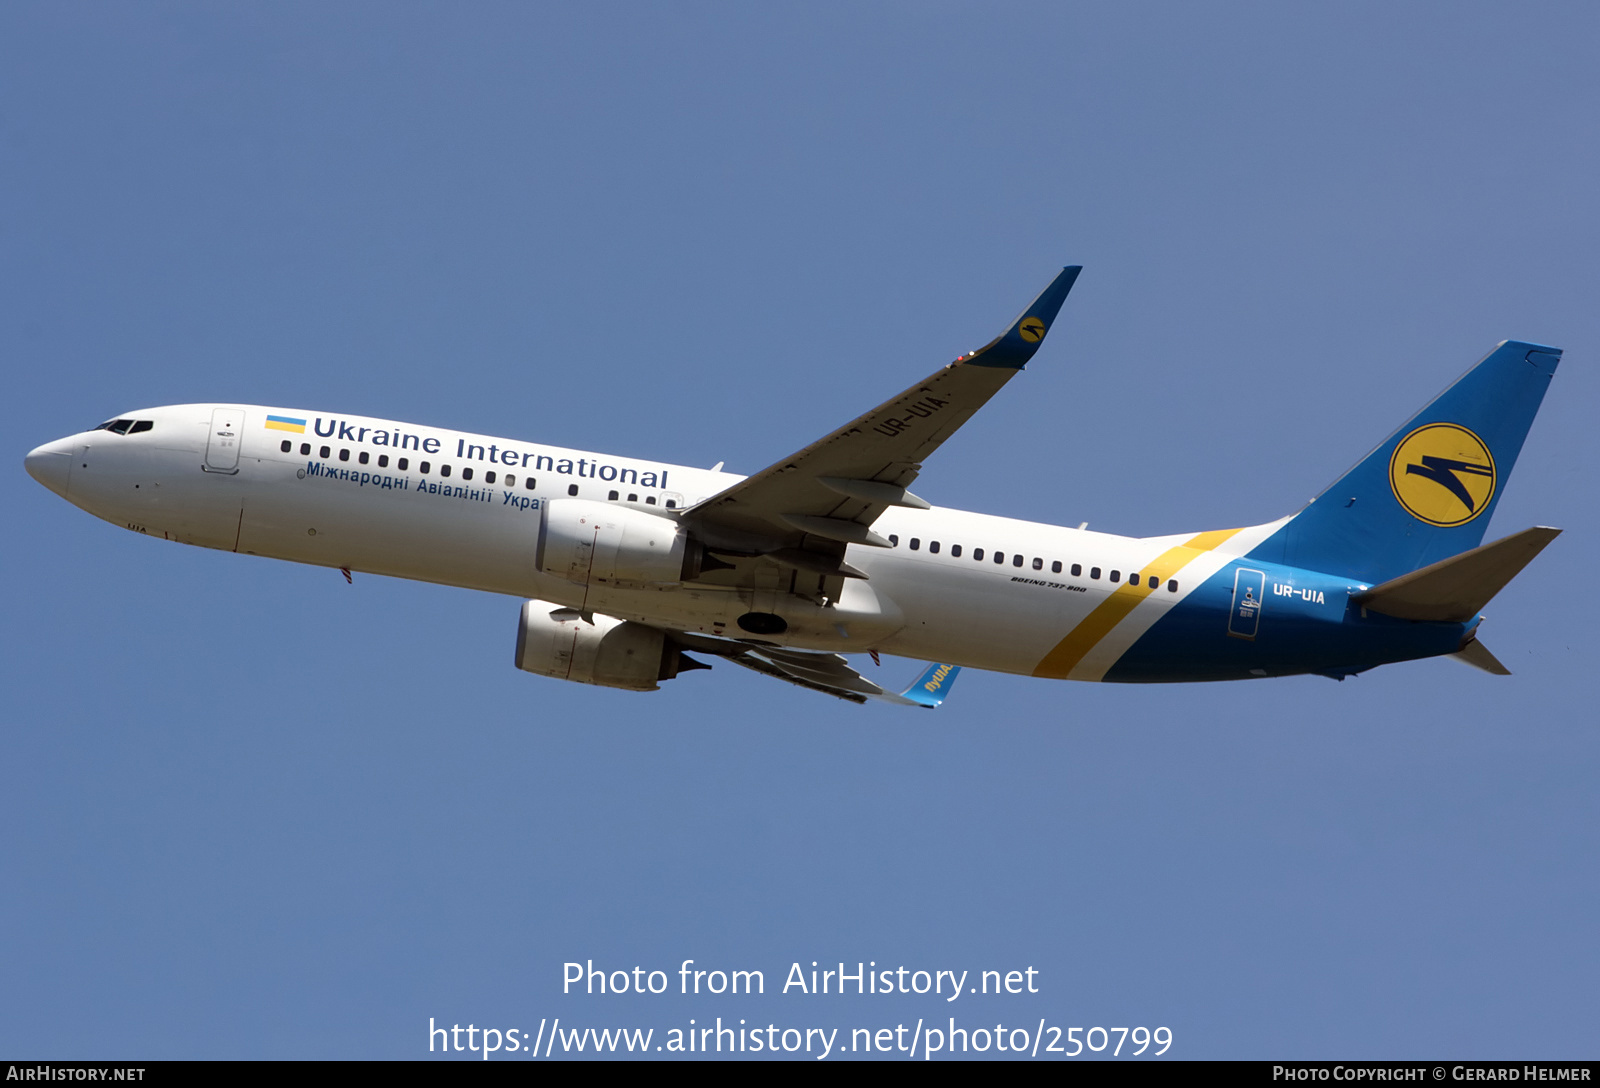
(24, 267), (1563, 706)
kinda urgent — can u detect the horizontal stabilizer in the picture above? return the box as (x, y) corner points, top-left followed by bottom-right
(1452, 638), (1511, 675)
(1353, 526), (1560, 622)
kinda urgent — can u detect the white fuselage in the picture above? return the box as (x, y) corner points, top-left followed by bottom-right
(28, 403), (1285, 680)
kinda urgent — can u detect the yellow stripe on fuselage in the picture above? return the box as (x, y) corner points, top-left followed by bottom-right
(1031, 528), (1242, 679)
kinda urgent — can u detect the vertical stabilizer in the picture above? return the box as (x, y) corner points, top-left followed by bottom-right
(1249, 341), (1560, 584)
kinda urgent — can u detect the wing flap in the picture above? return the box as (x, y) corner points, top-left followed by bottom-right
(669, 630), (961, 707)
(722, 651), (872, 704)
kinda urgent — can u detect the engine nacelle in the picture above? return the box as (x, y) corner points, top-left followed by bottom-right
(514, 600), (683, 691)
(536, 499), (689, 588)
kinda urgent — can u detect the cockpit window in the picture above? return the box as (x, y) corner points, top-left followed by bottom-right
(94, 419), (153, 435)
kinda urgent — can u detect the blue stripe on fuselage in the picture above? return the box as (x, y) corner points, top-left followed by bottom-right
(1105, 559), (1468, 682)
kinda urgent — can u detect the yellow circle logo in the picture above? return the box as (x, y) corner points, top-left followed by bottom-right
(1018, 317), (1046, 343)
(1388, 423), (1496, 527)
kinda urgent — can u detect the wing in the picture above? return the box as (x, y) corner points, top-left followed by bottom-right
(673, 631), (961, 707)
(683, 267), (1082, 570)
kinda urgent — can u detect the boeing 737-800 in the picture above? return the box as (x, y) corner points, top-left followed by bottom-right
(24, 268), (1563, 706)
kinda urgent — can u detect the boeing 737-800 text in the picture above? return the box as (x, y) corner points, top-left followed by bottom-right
(24, 268), (1563, 705)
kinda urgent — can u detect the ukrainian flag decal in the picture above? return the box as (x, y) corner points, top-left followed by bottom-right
(264, 415), (307, 434)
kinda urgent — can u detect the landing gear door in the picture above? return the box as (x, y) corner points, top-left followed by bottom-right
(1228, 567), (1265, 641)
(204, 407), (243, 474)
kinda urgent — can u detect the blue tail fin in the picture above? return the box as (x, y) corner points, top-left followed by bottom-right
(1249, 341), (1561, 584)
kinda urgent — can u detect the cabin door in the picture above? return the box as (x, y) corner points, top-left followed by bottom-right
(204, 407), (243, 474)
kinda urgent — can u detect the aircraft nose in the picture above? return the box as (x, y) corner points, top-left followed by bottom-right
(25, 440), (73, 498)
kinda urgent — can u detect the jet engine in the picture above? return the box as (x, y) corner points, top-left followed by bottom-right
(536, 499), (698, 588)
(514, 599), (702, 691)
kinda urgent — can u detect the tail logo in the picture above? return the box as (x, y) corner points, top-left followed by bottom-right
(1389, 423), (1497, 527)
(1018, 317), (1046, 343)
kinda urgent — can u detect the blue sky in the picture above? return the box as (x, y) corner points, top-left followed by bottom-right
(4, 2), (1598, 1059)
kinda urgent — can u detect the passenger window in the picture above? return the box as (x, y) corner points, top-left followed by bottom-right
(128, 420), (152, 434)
(571, 484), (581, 497)
(889, 535), (899, 546)
(665, 500), (676, 509)
(951, 544), (962, 557)
(910, 538), (920, 550)
(440, 464), (452, 477)
(973, 548), (984, 561)
(280, 440), (291, 453)
(486, 470), (496, 484)
(461, 467), (472, 480)
(645, 495), (655, 504)
(420, 461), (431, 474)
(320, 446), (331, 458)
(398, 458), (409, 471)
(504, 474), (514, 486)
(608, 490), (619, 500)
(929, 541), (940, 554)
(359, 451), (369, 465)
(1013, 554), (1024, 567)
(1110, 570), (1121, 583)
(1129, 573), (1140, 586)
(1090, 567), (1101, 579)
(627, 493), (637, 502)
(378, 455), (389, 468)
(1033, 557), (1043, 570)
(1168, 580), (1178, 592)
(1052, 561), (1062, 573)
(995, 552), (1005, 564)
(525, 477), (536, 490)
(300, 443), (310, 455)
(1071, 563), (1082, 577)
(339, 449), (350, 461)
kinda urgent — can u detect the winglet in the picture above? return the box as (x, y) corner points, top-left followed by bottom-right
(966, 266), (1082, 370)
(874, 661), (962, 708)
